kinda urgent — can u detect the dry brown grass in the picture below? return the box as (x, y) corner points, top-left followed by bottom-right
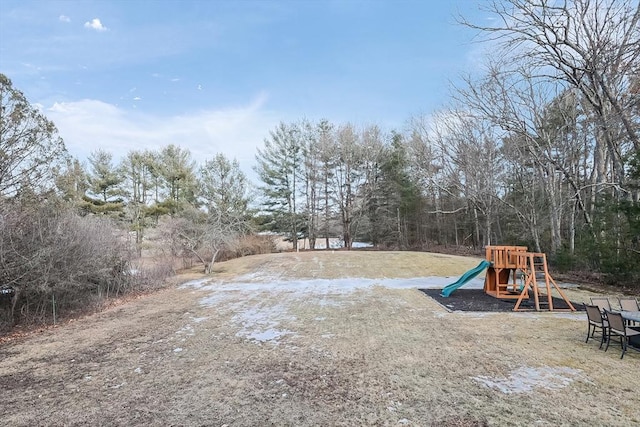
(1, 251), (638, 426)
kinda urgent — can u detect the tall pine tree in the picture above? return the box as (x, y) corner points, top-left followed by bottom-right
(255, 122), (303, 250)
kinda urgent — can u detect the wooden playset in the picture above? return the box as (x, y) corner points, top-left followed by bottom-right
(483, 245), (576, 312)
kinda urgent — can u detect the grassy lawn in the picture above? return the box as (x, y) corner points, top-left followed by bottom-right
(1, 251), (638, 426)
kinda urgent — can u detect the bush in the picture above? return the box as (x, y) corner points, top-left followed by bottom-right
(222, 234), (278, 260)
(211, 233), (278, 264)
(0, 200), (169, 331)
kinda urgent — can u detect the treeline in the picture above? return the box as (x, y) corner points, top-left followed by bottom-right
(255, 0), (640, 285)
(55, 146), (257, 265)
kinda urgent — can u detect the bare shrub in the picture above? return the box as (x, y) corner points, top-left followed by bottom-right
(128, 262), (175, 292)
(149, 215), (278, 273)
(220, 234), (278, 260)
(147, 216), (217, 271)
(0, 200), (138, 329)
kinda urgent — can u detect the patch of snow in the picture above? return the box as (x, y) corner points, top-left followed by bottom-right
(196, 276), (484, 303)
(234, 270), (284, 282)
(233, 305), (297, 344)
(173, 347), (183, 353)
(473, 366), (587, 394)
(179, 278), (212, 289)
(189, 274), (485, 346)
(352, 242), (374, 248)
(191, 270), (582, 349)
(316, 297), (343, 307)
(134, 367), (142, 374)
(176, 324), (195, 335)
(240, 328), (293, 343)
(310, 239), (372, 249)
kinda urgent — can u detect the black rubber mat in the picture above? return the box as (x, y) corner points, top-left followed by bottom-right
(419, 288), (584, 312)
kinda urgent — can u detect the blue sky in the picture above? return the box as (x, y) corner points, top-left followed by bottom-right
(0, 0), (488, 180)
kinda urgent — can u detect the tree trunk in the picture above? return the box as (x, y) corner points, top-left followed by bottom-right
(10, 287), (19, 326)
(205, 249), (220, 274)
(473, 207), (480, 248)
(569, 200), (576, 255)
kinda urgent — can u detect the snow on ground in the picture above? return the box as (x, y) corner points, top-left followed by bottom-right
(182, 274), (486, 295)
(180, 274), (484, 344)
(232, 303), (297, 343)
(473, 366), (590, 394)
(180, 274), (586, 344)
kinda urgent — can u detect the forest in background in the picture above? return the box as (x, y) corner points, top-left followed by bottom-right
(1, 0), (638, 330)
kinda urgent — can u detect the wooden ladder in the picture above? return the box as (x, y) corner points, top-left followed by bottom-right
(513, 252), (576, 312)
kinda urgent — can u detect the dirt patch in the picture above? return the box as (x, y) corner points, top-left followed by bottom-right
(421, 289), (585, 312)
(1, 251), (638, 426)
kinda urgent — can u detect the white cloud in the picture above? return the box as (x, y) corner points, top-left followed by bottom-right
(59, 15), (71, 23)
(84, 18), (108, 32)
(133, 96), (142, 101)
(46, 93), (277, 183)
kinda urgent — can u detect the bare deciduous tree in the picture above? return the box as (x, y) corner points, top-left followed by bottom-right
(156, 208), (244, 274)
(332, 124), (366, 249)
(0, 73), (67, 197)
(463, 0), (640, 188)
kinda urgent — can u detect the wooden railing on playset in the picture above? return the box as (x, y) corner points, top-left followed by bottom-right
(483, 245), (576, 312)
(484, 246), (527, 299)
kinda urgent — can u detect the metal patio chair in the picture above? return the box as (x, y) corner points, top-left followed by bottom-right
(618, 297), (640, 312)
(591, 297), (611, 314)
(585, 304), (609, 349)
(604, 310), (640, 359)
(619, 298), (640, 326)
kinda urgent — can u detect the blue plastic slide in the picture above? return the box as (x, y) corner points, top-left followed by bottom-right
(440, 260), (491, 297)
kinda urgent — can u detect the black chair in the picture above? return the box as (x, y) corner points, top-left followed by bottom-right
(585, 304), (608, 349)
(604, 310), (640, 359)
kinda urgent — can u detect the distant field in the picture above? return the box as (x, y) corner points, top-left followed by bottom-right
(1, 251), (638, 426)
